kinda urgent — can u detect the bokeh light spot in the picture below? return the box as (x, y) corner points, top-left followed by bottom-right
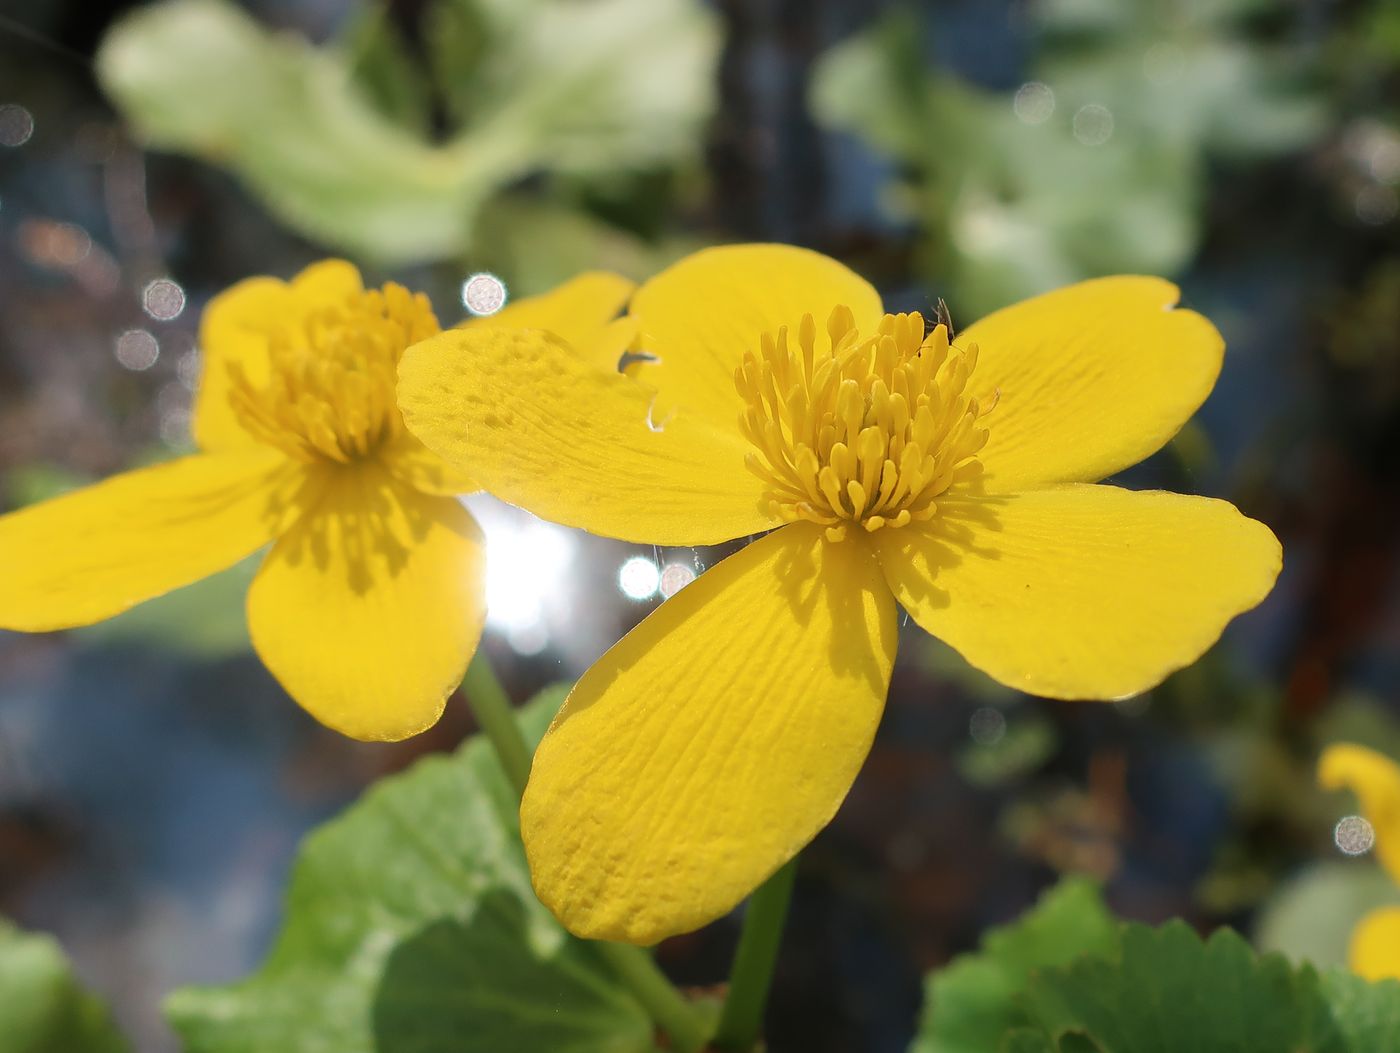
(1073, 104), (1114, 146)
(1013, 82), (1055, 125)
(969, 706), (1007, 745)
(659, 561), (696, 598)
(114, 329), (159, 371)
(143, 278), (187, 320)
(462, 273), (507, 317)
(0, 104), (34, 147)
(1335, 815), (1376, 856)
(1354, 185), (1398, 226)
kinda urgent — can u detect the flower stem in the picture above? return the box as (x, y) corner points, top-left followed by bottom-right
(595, 942), (710, 1053)
(460, 652), (532, 797)
(459, 651), (710, 1052)
(712, 858), (799, 1051)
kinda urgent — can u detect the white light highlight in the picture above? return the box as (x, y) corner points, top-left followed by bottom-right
(462, 273), (507, 316)
(469, 497), (576, 655)
(618, 556), (660, 601)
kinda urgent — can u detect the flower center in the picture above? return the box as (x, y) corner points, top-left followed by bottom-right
(228, 283), (439, 464)
(735, 307), (995, 542)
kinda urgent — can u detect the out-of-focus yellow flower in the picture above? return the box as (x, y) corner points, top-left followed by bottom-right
(1319, 743), (1400, 981)
(0, 261), (633, 741)
(397, 243), (1282, 942)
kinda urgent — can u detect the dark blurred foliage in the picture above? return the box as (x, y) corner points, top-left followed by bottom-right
(2, 1), (1399, 1051)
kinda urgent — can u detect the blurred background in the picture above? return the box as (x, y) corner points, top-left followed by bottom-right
(1, 0), (1398, 1049)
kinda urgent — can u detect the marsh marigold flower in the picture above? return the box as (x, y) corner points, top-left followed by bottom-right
(397, 244), (1282, 941)
(1319, 743), (1400, 981)
(0, 261), (634, 741)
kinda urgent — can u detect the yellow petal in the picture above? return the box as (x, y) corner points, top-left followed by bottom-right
(246, 462), (484, 741)
(521, 524), (898, 944)
(1349, 907), (1400, 982)
(0, 450), (296, 631)
(194, 260), (363, 451)
(1319, 743), (1400, 885)
(627, 243), (884, 429)
(962, 277), (1224, 491)
(381, 433), (479, 496)
(465, 271), (636, 371)
(873, 484), (1281, 700)
(399, 326), (774, 545)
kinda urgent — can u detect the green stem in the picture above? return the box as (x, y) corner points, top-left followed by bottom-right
(460, 651), (710, 1052)
(596, 943), (709, 1053)
(460, 652), (532, 797)
(712, 859), (798, 1052)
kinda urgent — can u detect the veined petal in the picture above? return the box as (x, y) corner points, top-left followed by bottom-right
(1319, 744), (1400, 885)
(873, 484), (1280, 701)
(627, 243), (884, 431)
(521, 524), (898, 944)
(398, 326), (774, 545)
(246, 462), (484, 742)
(1349, 907), (1400, 982)
(962, 277), (1223, 491)
(464, 271), (635, 371)
(194, 260), (363, 451)
(0, 450), (297, 631)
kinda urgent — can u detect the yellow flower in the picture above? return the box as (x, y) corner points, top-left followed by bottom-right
(397, 244), (1282, 942)
(1319, 743), (1400, 981)
(0, 261), (634, 741)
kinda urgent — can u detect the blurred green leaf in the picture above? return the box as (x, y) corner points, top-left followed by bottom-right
(956, 714), (1056, 788)
(2, 465), (91, 509)
(812, 4), (1326, 315)
(96, 0), (718, 265)
(1034, 1), (1326, 159)
(472, 195), (704, 295)
(72, 555), (257, 659)
(339, 4), (434, 134)
(427, 0), (720, 175)
(0, 921), (130, 1053)
(913, 878), (1118, 1053)
(167, 684), (668, 1053)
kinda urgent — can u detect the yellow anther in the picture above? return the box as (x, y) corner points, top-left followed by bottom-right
(228, 282), (439, 464)
(735, 305), (993, 538)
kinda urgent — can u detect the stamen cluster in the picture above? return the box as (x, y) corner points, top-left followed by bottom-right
(736, 308), (995, 541)
(229, 283), (439, 463)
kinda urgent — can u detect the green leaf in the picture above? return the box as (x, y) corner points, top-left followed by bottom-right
(95, 0), (718, 265)
(0, 921), (130, 1053)
(1017, 924), (1344, 1052)
(167, 685), (661, 1053)
(1321, 969), (1400, 1049)
(912, 879), (1119, 1053)
(913, 879), (1400, 1052)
